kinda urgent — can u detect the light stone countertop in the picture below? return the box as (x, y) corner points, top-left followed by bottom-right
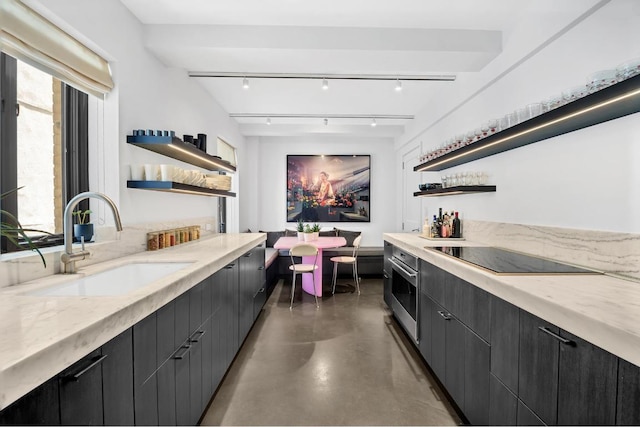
(384, 233), (640, 368)
(0, 232), (265, 411)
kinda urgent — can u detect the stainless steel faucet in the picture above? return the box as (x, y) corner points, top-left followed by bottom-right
(61, 191), (123, 274)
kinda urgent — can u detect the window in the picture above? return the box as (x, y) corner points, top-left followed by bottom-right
(1, 52), (89, 253)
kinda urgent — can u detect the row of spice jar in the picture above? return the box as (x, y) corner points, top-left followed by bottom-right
(147, 226), (201, 251)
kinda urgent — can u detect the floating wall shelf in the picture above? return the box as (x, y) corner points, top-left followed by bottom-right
(127, 181), (236, 198)
(414, 74), (640, 172)
(127, 135), (236, 173)
(413, 185), (496, 197)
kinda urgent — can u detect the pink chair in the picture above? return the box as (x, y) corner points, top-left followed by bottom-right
(289, 243), (320, 309)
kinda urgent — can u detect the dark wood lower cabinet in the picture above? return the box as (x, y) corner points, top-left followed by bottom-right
(557, 330), (617, 426)
(490, 297), (519, 393)
(189, 330), (204, 425)
(133, 313), (158, 426)
(418, 292), (433, 364)
(430, 300), (446, 382)
(0, 376), (60, 425)
(518, 310), (559, 425)
(464, 328), (489, 425)
(444, 314), (465, 411)
(517, 399), (545, 426)
(101, 328), (134, 426)
(617, 358), (640, 425)
(489, 373), (517, 426)
(201, 316), (214, 410)
(157, 360), (177, 426)
(59, 349), (104, 426)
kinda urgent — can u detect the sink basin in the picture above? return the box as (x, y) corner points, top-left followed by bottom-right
(28, 262), (194, 296)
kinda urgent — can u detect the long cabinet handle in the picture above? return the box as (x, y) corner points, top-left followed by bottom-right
(189, 330), (206, 343)
(538, 327), (574, 345)
(68, 354), (108, 381)
(173, 345), (191, 359)
(258, 266), (264, 270)
(244, 252), (252, 257)
(389, 259), (417, 278)
(225, 263), (235, 269)
(437, 310), (451, 321)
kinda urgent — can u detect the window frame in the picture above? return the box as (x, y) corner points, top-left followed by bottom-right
(0, 52), (89, 254)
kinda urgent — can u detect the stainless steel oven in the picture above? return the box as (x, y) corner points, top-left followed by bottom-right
(390, 247), (419, 342)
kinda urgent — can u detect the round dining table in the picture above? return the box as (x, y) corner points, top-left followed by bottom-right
(273, 236), (347, 297)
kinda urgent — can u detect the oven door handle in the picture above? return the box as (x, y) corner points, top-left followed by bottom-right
(390, 258), (418, 280)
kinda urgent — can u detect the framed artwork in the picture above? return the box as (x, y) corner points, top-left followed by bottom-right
(286, 154), (370, 223)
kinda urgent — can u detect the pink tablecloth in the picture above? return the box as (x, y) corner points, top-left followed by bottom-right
(274, 236), (347, 297)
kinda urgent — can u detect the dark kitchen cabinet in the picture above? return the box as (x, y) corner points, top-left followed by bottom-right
(519, 309), (618, 426)
(518, 310), (559, 425)
(133, 313), (158, 426)
(459, 277), (491, 342)
(617, 358), (640, 425)
(174, 291), (191, 426)
(430, 299), (465, 410)
(489, 373), (517, 426)
(464, 327), (490, 425)
(444, 310), (465, 411)
(557, 329), (617, 425)
(219, 262), (239, 368)
(383, 242), (393, 307)
(59, 349), (105, 425)
(490, 297), (519, 393)
(101, 328), (134, 426)
(188, 328), (204, 425)
(418, 292), (433, 363)
(0, 329), (133, 427)
(0, 376), (60, 425)
(201, 315), (214, 409)
(517, 400), (545, 426)
(420, 260), (445, 305)
(239, 247), (262, 342)
(156, 301), (176, 424)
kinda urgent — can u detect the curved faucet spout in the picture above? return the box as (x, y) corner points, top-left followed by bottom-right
(62, 191), (123, 273)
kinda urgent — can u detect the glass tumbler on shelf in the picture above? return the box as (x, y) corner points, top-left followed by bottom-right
(516, 108), (530, 124)
(616, 58), (640, 82)
(441, 175), (448, 188)
(587, 70), (617, 93)
(526, 103), (542, 118)
(487, 119), (498, 135)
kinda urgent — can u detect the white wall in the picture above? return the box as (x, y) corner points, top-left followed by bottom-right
(397, 0), (640, 234)
(28, 0), (245, 231)
(243, 136), (396, 247)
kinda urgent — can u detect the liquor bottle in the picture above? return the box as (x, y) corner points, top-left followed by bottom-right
(431, 215), (439, 238)
(452, 211), (461, 238)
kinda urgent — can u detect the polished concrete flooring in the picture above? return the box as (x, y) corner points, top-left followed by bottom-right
(201, 278), (461, 426)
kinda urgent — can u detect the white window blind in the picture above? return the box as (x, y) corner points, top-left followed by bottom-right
(0, 0), (113, 97)
(217, 137), (237, 167)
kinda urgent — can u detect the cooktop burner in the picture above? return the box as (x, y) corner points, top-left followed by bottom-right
(428, 246), (599, 275)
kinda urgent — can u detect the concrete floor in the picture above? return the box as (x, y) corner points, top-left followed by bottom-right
(200, 278), (461, 426)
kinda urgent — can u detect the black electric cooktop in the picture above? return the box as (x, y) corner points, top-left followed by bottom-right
(429, 246), (599, 275)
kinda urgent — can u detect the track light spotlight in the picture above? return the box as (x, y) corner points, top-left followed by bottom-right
(395, 79), (402, 92)
(324, 118), (328, 126)
(322, 78), (329, 91)
(266, 117), (271, 125)
(242, 77), (249, 89)
(371, 118), (377, 127)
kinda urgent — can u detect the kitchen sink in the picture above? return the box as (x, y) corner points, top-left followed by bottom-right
(27, 262), (194, 297)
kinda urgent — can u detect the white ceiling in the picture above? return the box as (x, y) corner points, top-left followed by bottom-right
(118, 0), (593, 139)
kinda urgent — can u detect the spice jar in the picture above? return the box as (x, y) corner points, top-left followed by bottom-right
(147, 232), (159, 251)
(158, 231), (165, 249)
